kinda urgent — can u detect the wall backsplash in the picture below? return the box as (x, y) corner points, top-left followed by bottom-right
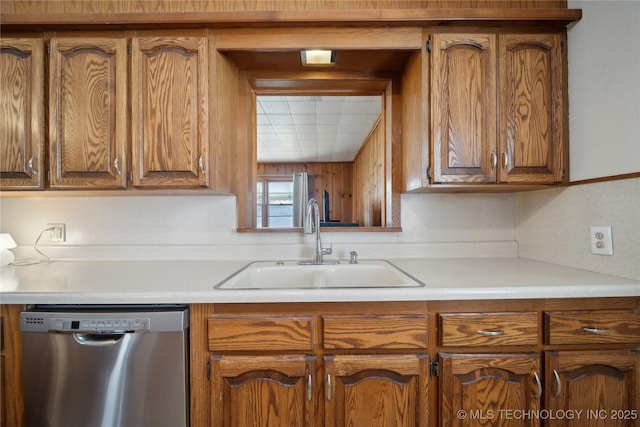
(516, 177), (640, 281)
(0, 193), (517, 261)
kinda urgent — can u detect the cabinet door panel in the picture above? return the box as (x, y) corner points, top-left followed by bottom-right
(324, 354), (429, 427)
(439, 353), (541, 427)
(131, 36), (209, 188)
(0, 38), (44, 189)
(499, 33), (565, 184)
(211, 354), (316, 427)
(431, 33), (497, 184)
(545, 350), (639, 427)
(49, 38), (128, 188)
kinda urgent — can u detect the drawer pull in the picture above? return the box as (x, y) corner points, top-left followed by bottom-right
(552, 370), (562, 397)
(583, 327), (611, 335)
(532, 371), (542, 400)
(477, 329), (505, 337)
(327, 374), (332, 401)
(307, 374), (312, 402)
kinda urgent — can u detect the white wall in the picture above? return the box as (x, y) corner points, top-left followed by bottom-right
(567, 0), (640, 180)
(0, 193), (517, 261)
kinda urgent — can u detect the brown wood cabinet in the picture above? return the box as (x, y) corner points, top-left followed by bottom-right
(0, 304), (25, 427)
(200, 304), (429, 427)
(131, 36), (209, 188)
(49, 37), (128, 188)
(428, 31), (567, 187)
(545, 350), (639, 427)
(0, 37), (45, 190)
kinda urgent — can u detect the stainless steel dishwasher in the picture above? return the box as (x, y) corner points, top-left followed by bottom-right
(20, 305), (189, 427)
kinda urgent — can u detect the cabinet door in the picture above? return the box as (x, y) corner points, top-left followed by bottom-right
(49, 38), (128, 188)
(545, 350), (639, 427)
(439, 353), (541, 427)
(210, 354), (316, 427)
(131, 36), (209, 188)
(324, 354), (429, 427)
(499, 33), (566, 184)
(0, 38), (44, 189)
(431, 33), (497, 184)
(1, 305), (25, 427)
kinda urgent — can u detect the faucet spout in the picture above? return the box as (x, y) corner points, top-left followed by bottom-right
(300, 198), (337, 265)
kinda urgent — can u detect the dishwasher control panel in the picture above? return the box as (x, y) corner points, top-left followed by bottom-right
(22, 313), (151, 333)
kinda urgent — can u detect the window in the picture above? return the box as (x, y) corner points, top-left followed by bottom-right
(256, 179), (294, 228)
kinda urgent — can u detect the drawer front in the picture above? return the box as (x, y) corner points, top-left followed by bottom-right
(440, 312), (538, 346)
(208, 315), (313, 352)
(322, 315), (427, 349)
(545, 311), (640, 345)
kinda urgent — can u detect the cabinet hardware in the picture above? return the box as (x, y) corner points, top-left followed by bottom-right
(502, 151), (508, 169)
(532, 371), (542, 400)
(198, 153), (206, 173)
(490, 152), (497, 170)
(114, 155), (122, 175)
(206, 360), (210, 380)
(28, 155), (38, 175)
(307, 374), (312, 402)
(583, 327), (611, 335)
(477, 329), (504, 337)
(429, 359), (439, 377)
(426, 166), (432, 180)
(552, 369), (561, 397)
(326, 374), (332, 401)
(426, 38), (432, 53)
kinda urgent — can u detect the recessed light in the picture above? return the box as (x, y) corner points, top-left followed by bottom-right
(301, 50), (336, 67)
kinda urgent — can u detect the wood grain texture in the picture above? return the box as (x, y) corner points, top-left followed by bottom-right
(258, 162), (355, 223)
(498, 33), (566, 184)
(323, 314), (427, 349)
(354, 117), (385, 227)
(211, 354), (317, 427)
(0, 305), (25, 427)
(324, 354), (429, 427)
(431, 32), (497, 184)
(131, 35), (209, 188)
(545, 310), (640, 345)
(190, 303), (213, 427)
(440, 312), (538, 347)
(49, 37), (128, 189)
(0, 38), (44, 190)
(545, 350), (640, 427)
(439, 353), (541, 427)
(0, 1), (568, 14)
(208, 315), (314, 351)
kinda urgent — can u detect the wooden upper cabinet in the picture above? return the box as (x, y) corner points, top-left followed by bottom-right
(429, 31), (567, 186)
(131, 36), (209, 188)
(431, 33), (497, 184)
(0, 37), (44, 190)
(49, 37), (128, 189)
(499, 33), (566, 184)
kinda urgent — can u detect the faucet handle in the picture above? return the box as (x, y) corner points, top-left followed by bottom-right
(349, 251), (358, 264)
(321, 243), (333, 256)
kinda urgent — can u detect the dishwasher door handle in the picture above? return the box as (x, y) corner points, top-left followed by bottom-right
(72, 333), (125, 346)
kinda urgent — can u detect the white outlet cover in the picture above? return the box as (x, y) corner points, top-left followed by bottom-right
(590, 226), (613, 256)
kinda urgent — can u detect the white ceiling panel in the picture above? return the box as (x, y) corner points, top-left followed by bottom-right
(257, 95), (382, 162)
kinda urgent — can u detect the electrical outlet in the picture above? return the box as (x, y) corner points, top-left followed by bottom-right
(47, 223), (66, 242)
(590, 226), (613, 256)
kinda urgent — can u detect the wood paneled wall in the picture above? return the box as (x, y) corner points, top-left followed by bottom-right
(354, 118), (385, 227)
(258, 162), (355, 223)
(1, 1), (567, 14)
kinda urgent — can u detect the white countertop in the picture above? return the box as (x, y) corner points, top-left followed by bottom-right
(1, 257), (638, 304)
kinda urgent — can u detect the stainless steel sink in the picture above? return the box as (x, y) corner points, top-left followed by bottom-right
(214, 260), (424, 289)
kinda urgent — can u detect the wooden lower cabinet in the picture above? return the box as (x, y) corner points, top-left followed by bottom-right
(545, 350), (640, 427)
(210, 354), (317, 427)
(439, 353), (541, 427)
(324, 354), (429, 427)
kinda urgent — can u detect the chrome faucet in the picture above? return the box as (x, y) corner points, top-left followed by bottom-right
(300, 198), (338, 265)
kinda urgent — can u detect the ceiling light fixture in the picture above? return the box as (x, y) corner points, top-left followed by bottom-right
(301, 50), (337, 67)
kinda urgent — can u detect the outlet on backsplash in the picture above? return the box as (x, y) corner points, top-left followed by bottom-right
(590, 226), (613, 256)
(47, 223), (66, 243)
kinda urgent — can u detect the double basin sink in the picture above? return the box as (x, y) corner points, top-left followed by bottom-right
(214, 260), (424, 290)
